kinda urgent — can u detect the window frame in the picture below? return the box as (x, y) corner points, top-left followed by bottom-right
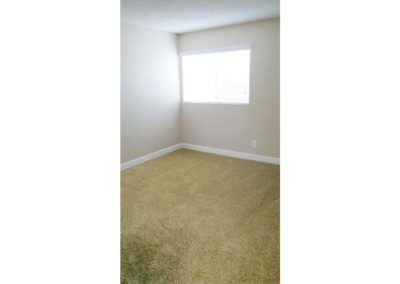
(179, 45), (252, 105)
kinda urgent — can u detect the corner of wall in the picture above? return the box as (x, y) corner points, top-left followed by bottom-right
(177, 34), (184, 143)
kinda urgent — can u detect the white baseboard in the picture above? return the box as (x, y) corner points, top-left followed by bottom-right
(121, 144), (181, 171)
(181, 143), (280, 165)
(121, 143), (280, 170)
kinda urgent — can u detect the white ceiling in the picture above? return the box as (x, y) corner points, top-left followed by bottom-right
(121, 0), (279, 34)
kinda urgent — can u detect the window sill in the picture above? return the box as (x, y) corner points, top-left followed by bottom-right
(183, 101), (249, 106)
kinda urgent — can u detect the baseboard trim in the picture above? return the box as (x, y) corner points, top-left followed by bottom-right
(121, 143), (280, 170)
(121, 144), (181, 171)
(181, 143), (280, 165)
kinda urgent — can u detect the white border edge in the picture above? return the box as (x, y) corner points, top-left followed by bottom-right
(120, 144), (182, 171)
(181, 143), (280, 165)
(121, 143), (280, 171)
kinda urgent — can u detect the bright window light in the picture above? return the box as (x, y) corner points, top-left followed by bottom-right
(181, 48), (251, 104)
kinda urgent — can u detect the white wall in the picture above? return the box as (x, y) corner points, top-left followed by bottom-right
(121, 23), (181, 163)
(178, 19), (280, 158)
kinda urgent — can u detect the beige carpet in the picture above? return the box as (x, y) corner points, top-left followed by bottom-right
(121, 149), (280, 283)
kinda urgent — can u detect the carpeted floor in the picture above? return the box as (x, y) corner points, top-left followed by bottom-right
(121, 149), (280, 283)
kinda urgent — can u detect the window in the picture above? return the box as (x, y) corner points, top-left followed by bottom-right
(181, 48), (251, 104)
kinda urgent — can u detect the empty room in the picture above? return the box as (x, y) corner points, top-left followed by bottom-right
(121, 0), (280, 282)
(5, 0), (400, 283)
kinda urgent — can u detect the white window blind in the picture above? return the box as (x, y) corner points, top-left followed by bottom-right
(181, 48), (251, 104)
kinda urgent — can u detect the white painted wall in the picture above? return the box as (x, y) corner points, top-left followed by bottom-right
(178, 19), (280, 158)
(121, 23), (181, 163)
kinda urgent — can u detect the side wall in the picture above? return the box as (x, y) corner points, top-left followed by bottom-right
(178, 19), (280, 157)
(121, 23), (181, 162)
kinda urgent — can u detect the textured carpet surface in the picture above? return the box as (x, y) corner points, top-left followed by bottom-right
(121, 149), (280, 283)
